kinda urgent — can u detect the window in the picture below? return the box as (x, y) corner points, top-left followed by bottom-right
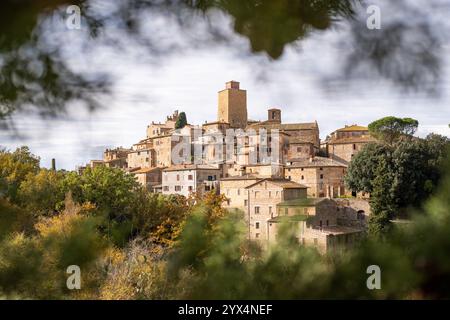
(176, 174), (180, 181)
(244, 200), (248, 206)
(320, 174), (324, 179)
(297, 147), (302, 152)
(301, 175), (304, 180)
(163, 186), (169, 191)
(255, 206), (260, 214)
(326, 220), (329, 226)
(288, 176), (291, 180)
(145, 157), (149, 162)
(237, 189), (240, 196)
(319, 220), (323, 228)
(255, 191), (259, 198)
(175, 186), (181, 191)
(188, 175), (193, 180)
(255, 233), (260, 239)
(320, 167), (323, 171)
(353, 144), (356, 150)
(188, 186), (193, 192)
(255, 222), (260, 229)
(137, 152), (141, 156)
(269, 206), (273, 215)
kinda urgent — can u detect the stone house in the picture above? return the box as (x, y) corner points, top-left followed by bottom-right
(285, 156), (347, 198)
(146, 110), (179, 138)
(325, 125), (375, 164)
(162, 164), (221, 197)
(131, 167), (163, 190)
(220, 175), (263, 212)
(268, 198), (364, 253)
(103, 147), (130, 169)
(245, 179), (308, 241)
(151, 134), (176, 167)
(127, 147), (154, 169)
(287, 137), (315, 160)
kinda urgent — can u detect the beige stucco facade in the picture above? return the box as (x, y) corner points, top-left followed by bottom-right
(162, 165), (220, 197)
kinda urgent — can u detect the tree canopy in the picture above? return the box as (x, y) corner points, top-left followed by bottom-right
(345, 133), (450, 234)
(175, 112), (188, 129)
(368, 116), (419, 145)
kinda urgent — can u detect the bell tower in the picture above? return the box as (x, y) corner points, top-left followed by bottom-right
(217, 81), (247, 129)
(268, 108), (281, 123)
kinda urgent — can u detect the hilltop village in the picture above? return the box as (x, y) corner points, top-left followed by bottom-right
(82, 81), (376, 253)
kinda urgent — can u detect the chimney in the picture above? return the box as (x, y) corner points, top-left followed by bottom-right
(51, 158), (56, 171)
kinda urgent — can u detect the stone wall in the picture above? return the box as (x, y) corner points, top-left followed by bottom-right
(334, 198), (371, 228)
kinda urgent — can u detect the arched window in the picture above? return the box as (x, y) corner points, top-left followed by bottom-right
(357, 210), (365, 220)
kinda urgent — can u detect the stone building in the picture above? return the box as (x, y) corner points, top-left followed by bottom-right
(287, 137), (315, 160)
(218, 81), (247, 129)
(247, 111), (320, 155)
(146, 110), (179, 138)
(103, 147), (130, 169)
(162, 164), (221, 197)
(245, 179), (308, 241)
(268, 198), (364, 253)
(220, 175), (263, 212)
(127, 140), (154, 169)
(285, 156), (347, 198)
(89, 160), (104, 168)
(324, 125), (375, 164)
(244, 163), (284, 178)
(131, 167), (163, 190)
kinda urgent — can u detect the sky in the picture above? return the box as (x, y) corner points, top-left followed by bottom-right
(1, 0), (449, 170)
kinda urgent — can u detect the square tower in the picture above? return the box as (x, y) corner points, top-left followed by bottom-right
(218, 81), (248, 129)
(268, 108), (281, 123)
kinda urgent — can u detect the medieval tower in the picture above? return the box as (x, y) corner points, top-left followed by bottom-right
(217, 81), (248, 129)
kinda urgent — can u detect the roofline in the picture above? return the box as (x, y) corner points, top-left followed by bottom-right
(245, 178), (307, 189)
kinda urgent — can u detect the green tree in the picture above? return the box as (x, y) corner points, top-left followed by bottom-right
(368, 116), (419, 145)
(175, 112), (187, 129)
(0, 146), (40, 202)
(346, 134), (449, 219)
(368, 156), (397, 236)
(0, 196), (108, 299)
(17, 169), (67, 216)
(0, 198), (35, 241)
(345, 142), (389, 193)
(67, 166), (140, 219)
